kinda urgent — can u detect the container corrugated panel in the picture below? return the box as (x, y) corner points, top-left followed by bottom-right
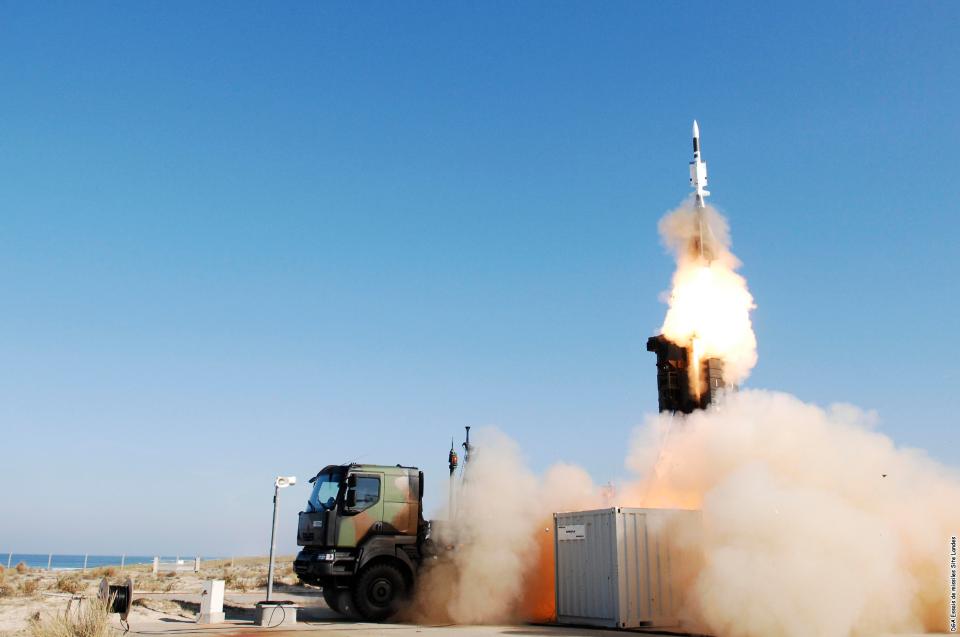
(554, 507), (701, 629)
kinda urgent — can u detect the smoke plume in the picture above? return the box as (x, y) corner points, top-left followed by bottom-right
(625, 390), (960, 636)
(658, 201), (757, 385)
(415, 398), (959, 635)
(410, 429), (599, 624)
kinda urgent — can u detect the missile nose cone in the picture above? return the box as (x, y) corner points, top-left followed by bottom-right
(692, 120), (700, 138)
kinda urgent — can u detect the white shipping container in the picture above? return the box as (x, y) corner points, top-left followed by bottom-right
(554, 507), (701, 629)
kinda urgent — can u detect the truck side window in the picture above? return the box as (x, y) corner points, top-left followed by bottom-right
(354, 477), (380, 511)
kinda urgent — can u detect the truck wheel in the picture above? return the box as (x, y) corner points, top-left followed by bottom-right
(323, 587), (358, 618)
(322, 587), (341, 613)
(337, 590), (359, 619)
(351, 563), (407, 621)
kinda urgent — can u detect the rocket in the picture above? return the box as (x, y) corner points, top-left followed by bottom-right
(689, 120), (712, 260)
(690, 120), (709, 208)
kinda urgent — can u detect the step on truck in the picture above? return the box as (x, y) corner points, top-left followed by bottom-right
(293, 463), (432, 621)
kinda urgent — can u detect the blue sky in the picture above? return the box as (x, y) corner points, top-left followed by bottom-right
(1, 2), (957, 556)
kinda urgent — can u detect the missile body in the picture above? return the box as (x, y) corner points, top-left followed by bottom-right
(689, 120), (712, 260)
(690, 120), (709, 208)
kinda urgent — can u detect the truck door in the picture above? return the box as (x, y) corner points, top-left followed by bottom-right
(337, 472), (385, 548)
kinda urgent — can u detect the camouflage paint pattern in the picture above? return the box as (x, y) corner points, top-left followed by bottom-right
(335, 465), (420, 548)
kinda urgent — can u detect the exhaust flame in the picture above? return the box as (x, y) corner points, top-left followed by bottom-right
(658, 201), (757, 388)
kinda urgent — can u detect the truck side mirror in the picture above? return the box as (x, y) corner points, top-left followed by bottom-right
(345, 488), (357, 508)
(347, 474), (357, 488)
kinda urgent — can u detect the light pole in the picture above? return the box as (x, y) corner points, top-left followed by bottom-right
(266, 475), (296, 602)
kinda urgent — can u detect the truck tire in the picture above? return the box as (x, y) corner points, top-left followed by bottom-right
(323, 587), (358, 618)
(351, 563), (407, 621)
(322, 587), (341, 613)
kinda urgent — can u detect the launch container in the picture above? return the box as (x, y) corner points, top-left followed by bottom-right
(554, 507), (701, 630)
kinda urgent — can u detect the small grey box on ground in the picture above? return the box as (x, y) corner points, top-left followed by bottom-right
(255, 601), (298, 627)
(554, 507), (702, 630)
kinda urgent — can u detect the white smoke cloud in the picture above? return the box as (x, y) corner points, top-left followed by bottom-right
(412, 428), (599, 624)
(625, 389), (960, 636)
(412, 396), (959, 635)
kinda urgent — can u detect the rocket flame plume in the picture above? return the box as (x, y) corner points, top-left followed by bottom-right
(658, 201), (757, 390)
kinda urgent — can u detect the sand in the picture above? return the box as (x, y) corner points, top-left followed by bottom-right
(0, 556), (301, 634)
(2, 559), (949, 637)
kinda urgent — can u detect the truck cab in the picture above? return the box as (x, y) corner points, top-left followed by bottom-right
(293, 463), (428, 620)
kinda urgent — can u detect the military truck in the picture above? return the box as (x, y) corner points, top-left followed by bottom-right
(293, 463), (432, 621)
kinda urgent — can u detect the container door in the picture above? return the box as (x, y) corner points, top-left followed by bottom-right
(555, 509), (620, 628)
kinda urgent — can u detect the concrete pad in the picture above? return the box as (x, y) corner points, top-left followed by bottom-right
(255, 602), (298, 627)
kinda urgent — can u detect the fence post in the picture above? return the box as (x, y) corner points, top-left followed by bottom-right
(194, 556), (200, 572)
(120, 555), (125, 571)
(152, 557), (159, 575)
(6, 553), (10, 569)
(47, 554), (52, 571)
(83, 554), (88, 573)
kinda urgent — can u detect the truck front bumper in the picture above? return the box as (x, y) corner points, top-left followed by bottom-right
(293, 549), (356, 584)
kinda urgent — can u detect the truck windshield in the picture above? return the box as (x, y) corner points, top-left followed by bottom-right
(307, 469), (343, 512)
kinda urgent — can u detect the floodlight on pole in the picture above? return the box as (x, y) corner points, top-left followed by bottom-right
(266, 475), (296, 602)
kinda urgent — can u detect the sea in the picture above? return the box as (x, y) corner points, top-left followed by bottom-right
(1, 554), (207, 571)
